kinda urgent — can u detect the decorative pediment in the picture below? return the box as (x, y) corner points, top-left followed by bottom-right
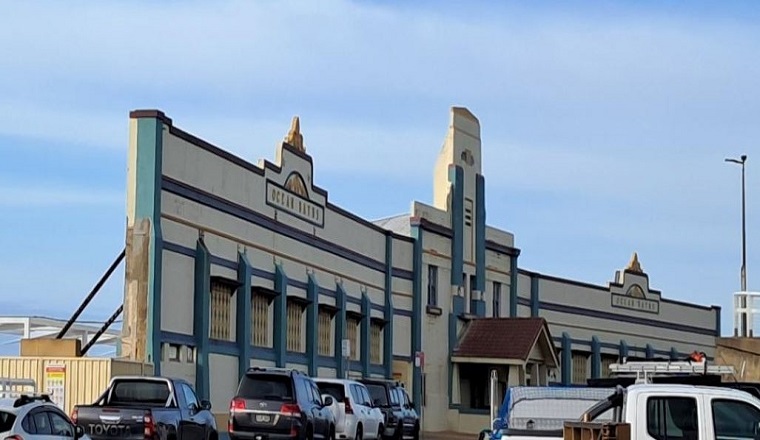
(262, 116), (327, 228)
(610, 252), (660, 314)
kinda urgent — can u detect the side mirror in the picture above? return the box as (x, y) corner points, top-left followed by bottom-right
(374, 398), (382, 407)
(323, 396), (334, 407)
(200, 400), (212, 411)
(75, 425), (85, 439)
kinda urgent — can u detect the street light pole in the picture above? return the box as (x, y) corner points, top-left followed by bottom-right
(726, 155), (748, 335)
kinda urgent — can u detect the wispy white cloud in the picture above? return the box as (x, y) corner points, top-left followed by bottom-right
(1, 0), (759, 331)
(0, 183), (122, 207)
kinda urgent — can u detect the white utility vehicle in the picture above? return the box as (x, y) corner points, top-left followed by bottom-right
(490, 359), (760, 440)
(315, 378), (385, 440)
(0, 394), (89, 440)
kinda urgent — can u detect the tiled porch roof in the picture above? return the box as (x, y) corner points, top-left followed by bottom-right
(453, 317), (555, 361)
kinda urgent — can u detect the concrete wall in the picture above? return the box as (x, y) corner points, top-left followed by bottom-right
(124, 111), (416, 424)
(124, 107), (722, 435)
(716, 337), (760, 382)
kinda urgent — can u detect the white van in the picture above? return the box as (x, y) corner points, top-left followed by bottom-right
(315, 378), (385, 440)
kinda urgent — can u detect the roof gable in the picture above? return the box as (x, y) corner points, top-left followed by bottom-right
(452, 317), (557, 365)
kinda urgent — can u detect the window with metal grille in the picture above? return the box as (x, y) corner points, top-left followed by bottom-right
(492, 281), (502, 317)
(251, 293), (270, 347)
(286, 300), (304, 353)
(318, 310), (333, 356)
(210, 280), (233, 341)
(601, 354), (618, 378)
(571, 352), (588, 385)
(370, 321), (383, 364)
(427, 265), (438, 306)
(347, 316), (360, 360)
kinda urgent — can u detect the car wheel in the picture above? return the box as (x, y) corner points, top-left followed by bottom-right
(355, 423), (363, 440)
(413, 423), (420, 440)
(306, 424), (314, 440)
(377, 424), (384, 440)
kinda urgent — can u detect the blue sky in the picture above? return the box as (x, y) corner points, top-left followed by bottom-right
(1, 0), (759, 354)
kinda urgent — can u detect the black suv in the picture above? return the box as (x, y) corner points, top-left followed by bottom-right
(358, 379), (419, 440)
(229, 367), (336, 440)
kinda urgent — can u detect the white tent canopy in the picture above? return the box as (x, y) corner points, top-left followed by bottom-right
(0, 316), (120, 356)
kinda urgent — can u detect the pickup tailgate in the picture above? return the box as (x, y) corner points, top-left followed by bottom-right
(74, 377), (174, 440)
(75, 406), (149, 440)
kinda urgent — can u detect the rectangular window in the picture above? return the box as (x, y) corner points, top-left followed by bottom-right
(571, 352), (588, 385)
(647, 397), (698, 440)
(370, 321), (383, 364)
(251, 293), (271, 347)
(318, 310), (333, 356)
(210, 280), (233, 341)
(427, 265), (438, 306)
(164, 343), (181, 362)
(469, 274), (477, 313)
(286, 300), (304, 353)
(493, 282), (501, 317)
(347, 316), (360, 361)
(601, 354), (617, 378)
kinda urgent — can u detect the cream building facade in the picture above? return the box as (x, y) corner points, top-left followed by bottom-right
(120, 107), (721, 434)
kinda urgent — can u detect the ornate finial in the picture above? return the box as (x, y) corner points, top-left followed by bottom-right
(284, 116), (305, 152)
(626, 252), (643, 273)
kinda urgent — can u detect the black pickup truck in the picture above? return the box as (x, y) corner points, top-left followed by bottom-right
(72, 376), (218, 440)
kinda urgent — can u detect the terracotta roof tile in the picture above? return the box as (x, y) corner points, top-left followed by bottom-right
(452, 317), (552, 360)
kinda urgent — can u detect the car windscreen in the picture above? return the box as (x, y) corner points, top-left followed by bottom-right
(316, 382), (345, 402)
(365, 384), (389, 406)
(109, 380), (172, 406)
(238, 374), (294, 401)
(0, 411), (16, 432)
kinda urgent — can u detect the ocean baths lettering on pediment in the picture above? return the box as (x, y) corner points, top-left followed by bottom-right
(266, 173), (325, 227)
(611, 292), (659, 314)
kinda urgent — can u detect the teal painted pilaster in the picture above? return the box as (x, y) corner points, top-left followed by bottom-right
(361, 292), (371, 378)
(130, 113), (164, 374)
(619, 340), (629, 360)
(236, 251), (252, 380)
(530, 275), (539, 317)
(591, 337), (601, 379)
(193, 238), (211, 400)
(274, 264), (288, 368)
(670, 347), (679, 360)
(561, 332), (571, 385)
(475, 174), (486, 293)
(714, 306), (722, 336)
(449, 165), (464, 286)
(383, 233), (394, 378)
(335, 283), (347, 377)
(411, 225), (423, 413)
(306, 274), (319, 376)
(448, 294), (465, 404)
(509, 254), (518, 317)
(645, 344), (654, 359)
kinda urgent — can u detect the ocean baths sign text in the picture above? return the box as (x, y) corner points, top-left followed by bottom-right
(611, 293), (659, 314)
(266, 180), (325, 227)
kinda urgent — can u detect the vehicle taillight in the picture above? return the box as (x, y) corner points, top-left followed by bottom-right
(143, 410), (155, 439)
(71, 408), (78, 424)
(230, 398), (247, 412)
(344, 397), (354, 415)
(280, 403), (301, 417)
(4, 435), (24, 440)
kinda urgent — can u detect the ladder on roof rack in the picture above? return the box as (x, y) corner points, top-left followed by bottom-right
(609, 360), (735, 384)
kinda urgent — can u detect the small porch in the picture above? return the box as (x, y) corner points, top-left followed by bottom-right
(448, 317), (559, 434)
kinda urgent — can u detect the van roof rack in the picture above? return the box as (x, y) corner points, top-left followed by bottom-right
(247, 366), (307, 375)
(609, 359), (735, 384)
(11, 394), (52, 407)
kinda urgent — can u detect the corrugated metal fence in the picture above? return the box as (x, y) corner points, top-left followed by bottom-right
(0, 357), (152, 416)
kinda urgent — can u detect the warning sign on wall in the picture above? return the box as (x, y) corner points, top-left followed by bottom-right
(44, 364), (66, 409)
